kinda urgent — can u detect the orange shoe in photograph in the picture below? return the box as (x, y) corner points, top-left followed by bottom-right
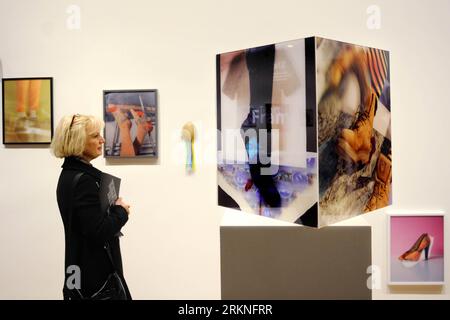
(399, 233), (433, 262)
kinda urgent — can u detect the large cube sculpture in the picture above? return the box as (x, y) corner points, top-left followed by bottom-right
(217, 37), (391, 227)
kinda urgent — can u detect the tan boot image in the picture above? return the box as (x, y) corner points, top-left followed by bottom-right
(326, 46), (371, 103)
(364, 153), (392, 212)
(336, 92), (377, 165)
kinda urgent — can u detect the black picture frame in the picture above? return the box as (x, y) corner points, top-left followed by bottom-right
(2, 77), (53, 144)
(103, 89), (158, 158)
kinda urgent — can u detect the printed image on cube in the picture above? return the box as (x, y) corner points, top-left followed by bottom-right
(216, 37), (391, 227)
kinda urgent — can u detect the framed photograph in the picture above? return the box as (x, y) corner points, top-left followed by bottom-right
(2, 77), (53, 144)
(103, 89), (157, 158)
(388, 213), (445, 285)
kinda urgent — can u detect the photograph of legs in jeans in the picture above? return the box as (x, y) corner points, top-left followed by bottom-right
(240, 44), (281, 208)
(218, 39), (318, 224)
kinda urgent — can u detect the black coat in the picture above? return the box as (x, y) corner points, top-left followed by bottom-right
(56, 157), (131, 299)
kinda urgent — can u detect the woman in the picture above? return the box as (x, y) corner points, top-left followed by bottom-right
(51, 114), (131, 299)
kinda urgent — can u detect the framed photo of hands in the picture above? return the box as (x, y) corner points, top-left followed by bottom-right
(103, 89), (157, 158)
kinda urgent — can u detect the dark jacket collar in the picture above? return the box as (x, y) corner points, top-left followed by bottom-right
(62, 156), (102, 180)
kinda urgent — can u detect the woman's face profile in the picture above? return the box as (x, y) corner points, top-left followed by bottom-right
(83, 126), (104, 161)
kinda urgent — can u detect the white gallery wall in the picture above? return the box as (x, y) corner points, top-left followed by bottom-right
(1, 0), (449, 299)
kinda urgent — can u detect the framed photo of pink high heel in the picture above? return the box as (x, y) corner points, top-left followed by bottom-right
(103, 89), (158, 158)
(388, 213), (445, 285)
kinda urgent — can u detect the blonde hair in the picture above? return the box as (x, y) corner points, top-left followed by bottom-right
(51, 114), (104, 158)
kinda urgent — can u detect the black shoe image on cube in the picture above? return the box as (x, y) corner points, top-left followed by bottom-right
(240, 44), (281, 208)
(241, 107), (281, 208)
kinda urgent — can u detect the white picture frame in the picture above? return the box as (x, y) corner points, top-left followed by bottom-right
(388, 212), (445, 285)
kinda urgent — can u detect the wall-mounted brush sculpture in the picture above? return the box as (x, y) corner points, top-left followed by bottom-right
(181, 122), (196, 173)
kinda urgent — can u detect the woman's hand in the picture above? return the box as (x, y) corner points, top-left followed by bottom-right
(130, 109), (153, 146)
(109, 105), (132, 132)
(107, 105), (135, 156)
(115, 197), (131, 215)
